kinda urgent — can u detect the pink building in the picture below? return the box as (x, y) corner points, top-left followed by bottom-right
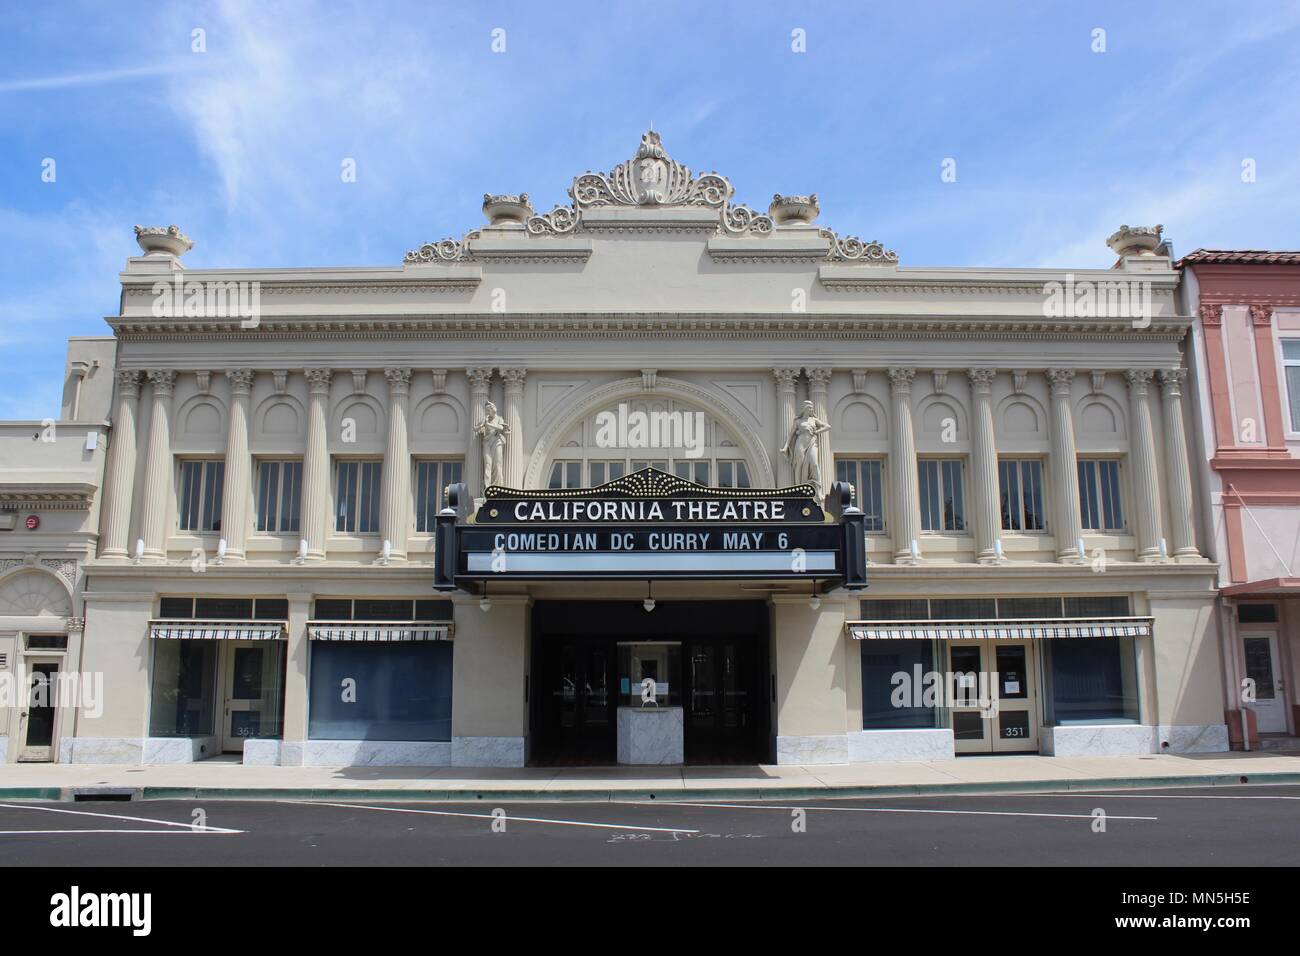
(1180, 250), (1300, 746)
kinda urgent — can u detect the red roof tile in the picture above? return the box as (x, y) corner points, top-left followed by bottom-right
(1178, 249), (1300, 266)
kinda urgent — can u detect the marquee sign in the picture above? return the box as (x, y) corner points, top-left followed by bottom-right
(434, 468), (867, 590)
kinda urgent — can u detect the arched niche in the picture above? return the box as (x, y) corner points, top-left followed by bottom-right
(915, 394), (968, 444)
(1075, 394), (1128, 446)
(331, 395), (385, 453)
(173, 395), (227, 451)
(523, 378), (775, 489)
(833, 394), (888, 443)
(411, 394), (466, 453)
(996, 394), (1048, 441)
(252, 394), (307, 452)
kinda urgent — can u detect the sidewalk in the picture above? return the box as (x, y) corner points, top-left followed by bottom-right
(2, 750), (1298, 802)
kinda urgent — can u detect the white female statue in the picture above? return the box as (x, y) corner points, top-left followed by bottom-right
(476, 401), (511, 488)
(781, 399), (831, 497)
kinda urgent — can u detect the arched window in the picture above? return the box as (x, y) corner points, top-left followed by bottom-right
(543, 397), (754, 489)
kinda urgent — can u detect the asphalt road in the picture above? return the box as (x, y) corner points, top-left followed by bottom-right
(0, 783), (1296, 866)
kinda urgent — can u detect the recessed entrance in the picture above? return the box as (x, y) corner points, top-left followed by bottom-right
(530, 601), (769, 766)
(950, 639), (1039, 754)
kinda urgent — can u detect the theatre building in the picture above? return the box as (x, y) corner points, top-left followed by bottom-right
(51, 132), (1228, 767)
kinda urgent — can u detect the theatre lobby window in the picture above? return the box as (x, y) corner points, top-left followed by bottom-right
(306, 599), (454, 743)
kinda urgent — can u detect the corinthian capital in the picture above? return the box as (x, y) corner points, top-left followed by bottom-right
(226, 368), (256, 394)
(1158, 368), (1186, 398)
(805, 367), (832, 391)
(147, 369), (176, 397)
(115, 369), (142, 398)
(466, 367), (494, 393)
(966, 368), (996, 392)
(887, 367), (915, 393)
(1125, 368), (1154, 395)
(384, 367), (413, 394)
(1045, 368), (1076, 396)
(500, 367), (527, 391)
(773, 367), (801, 392)
(1249, 304), (1275, 327)
(1198, 303), (1223, 327)
(305, 367), (334, 394)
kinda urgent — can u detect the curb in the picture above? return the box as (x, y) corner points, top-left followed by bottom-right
(3, 771), (1297, 805)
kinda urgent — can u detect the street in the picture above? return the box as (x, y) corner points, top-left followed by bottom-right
(0, 784), (1296, 866)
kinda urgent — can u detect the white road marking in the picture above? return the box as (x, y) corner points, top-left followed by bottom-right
(0, 802), (242, 833)
(286, 800), (699, 833)
(0, 829), (237, 836)
(1007, 791), (1300, 800)
(646, 801), (1157, 821)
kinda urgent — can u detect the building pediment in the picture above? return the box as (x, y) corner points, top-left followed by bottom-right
(403, 130), (899, 266)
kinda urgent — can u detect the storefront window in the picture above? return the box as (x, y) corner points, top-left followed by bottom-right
(1042, 637), (1139, 725)
(861, 640), (940, 729)
(308, 642), (453, 741)
(617, 642), (681, 706)
(149, 640), (217, 736)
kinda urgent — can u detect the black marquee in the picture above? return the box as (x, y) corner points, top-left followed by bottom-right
(433, 467), (867, 592)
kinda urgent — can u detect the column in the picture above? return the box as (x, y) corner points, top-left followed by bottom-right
(967, 368), (1002, 563)
(1158, 368), (1201, 561)
(887, 367), (922, 564)
(380, 367), (412, 561)
(500, 367), (527, 488)
(773, 368), (801, 486)
(99, 370), (142, 559)
(137, 369), (176, 562)
(218, 369), (255, 562)
(1126, 369), (1164, 561)
(1249, 304), (1289, 449)
(1046, 368), (1084, 563)
(302, 368), (333, 562)
(466, 367), (493, 498)
(806, 367), (833, 500)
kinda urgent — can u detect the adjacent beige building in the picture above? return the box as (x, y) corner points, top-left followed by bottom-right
(5, 133), (1229, 767)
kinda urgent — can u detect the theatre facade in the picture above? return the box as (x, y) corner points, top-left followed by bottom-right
(46, 132), (1229, 767)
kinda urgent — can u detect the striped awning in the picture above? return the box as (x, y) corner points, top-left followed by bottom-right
(847, 617), (1154, 641)
(149, 620), (286, 641)
(308, 621), (453, 642)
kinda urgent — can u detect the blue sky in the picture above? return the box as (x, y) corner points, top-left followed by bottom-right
(1, 1), (1298, 419)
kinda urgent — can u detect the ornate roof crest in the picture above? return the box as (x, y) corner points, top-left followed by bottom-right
(404, 130), (897, 264)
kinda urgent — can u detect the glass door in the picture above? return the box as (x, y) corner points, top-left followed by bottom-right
(1243, 632), (1286, 733)
(18, 658), (60, 762)
(949, 639), (1039, 754)
(540, 639), (615, 762)
(219, 640), (286, 753)
(683, 638), (762, 764)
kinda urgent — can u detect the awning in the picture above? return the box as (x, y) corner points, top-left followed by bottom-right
(308, 621), (453, 642)
(149, 620), (286, 640)
(1219, 577), (1300, 597)
(846, 617), (1154, 640)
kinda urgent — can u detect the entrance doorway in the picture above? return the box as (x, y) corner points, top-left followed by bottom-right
(531, 601), (769, 765)
(950, 639), (1039, 754)
(1243, 632), (1287, 734)
(18, 657), (61, 762)
(217, 640), (287, 754)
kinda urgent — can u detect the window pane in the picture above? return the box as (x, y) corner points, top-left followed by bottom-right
(194, 598), (254, 619)
(548, 461), (563, 489)
(336, 462), (357, 532)
(608, 461), (626, 480)
(203, 462), (224, 532)
(861, 640), (938, 729)
(565, 461), (581, 488)
(931, 598), (996, 620)
(997, 597), (1064, 619)
(441, 461), (461, 509)
(863, 460), (884, 532)
(1063, 595), (1131, 617)
(308, 643), (453, 741)
(1287, 366), (1300, 431)
(363, 462), (382, 533)
(999, 460), (1020, 531)
(592, 462), (609, 485)
(1024, 460), (1044, 531)
(1078, 461), (1099, 530)
(717, 461), (733, 488)
(943, 460), (964, 531)
(414, 462), (432, 533)
(860, 598), (929, 620)
(1100, 461), (1122, 530)
(258, 462), (279, 532)
(918, 461), (939, 530)
(1282, 339), (1300, 360)
(734, 461), (750, 488)
(1042, 636), (1139, 725)
(150, 640), (217, 736)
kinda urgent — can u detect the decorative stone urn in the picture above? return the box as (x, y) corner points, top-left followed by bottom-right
(768, 193), (819, 225)
(134, 224), (193, 258)
(1106, 224), (1164, 257)
(482, 193), (533, 227)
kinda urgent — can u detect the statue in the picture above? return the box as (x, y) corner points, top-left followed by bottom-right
(781, 400), (831, 498)
(476, 401), (511, 488)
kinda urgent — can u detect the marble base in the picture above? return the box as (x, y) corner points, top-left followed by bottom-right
(144, 736), (218, 763)
(775, 733), (849, 765)
(242, 739), (282, 766)
(1156, 724), (1230, 754)
(58, 737), (144, 764)
(849, 729), (955, 762)
(617, 707), (683, 765)
(301, 740), (452, 767)
(1041, 724), (1155, 756)
(452, 735), (528, 767)
(0, 735), (8, 762)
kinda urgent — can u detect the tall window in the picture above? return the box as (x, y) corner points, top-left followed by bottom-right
(547, 460), (583, 489)
(414, 459), (463, 532)
(918, 459), (965, 532)
(1283, 339), (1300, 432)
(673, 460), (709, 485)
(716, 460), (751, 489)
(178, 460), (224, 532)
(256, 460), (302, 534)
(335, 460), (382, 533)
(589, 460), (627, 486)
(998, 459), (1045, 532)
(835, 458), (885, 531)
(1077, 459), (1123, 531)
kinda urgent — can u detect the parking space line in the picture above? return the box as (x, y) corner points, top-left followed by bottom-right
(647, 801), (1157, 821)
(286, 800), (699, 833)
(0, 802), (242, 834)
(0, 829), (238, 836)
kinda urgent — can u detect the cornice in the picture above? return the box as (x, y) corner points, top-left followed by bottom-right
(104, 312), (1192, 343)
(0, 483), (97, 510)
